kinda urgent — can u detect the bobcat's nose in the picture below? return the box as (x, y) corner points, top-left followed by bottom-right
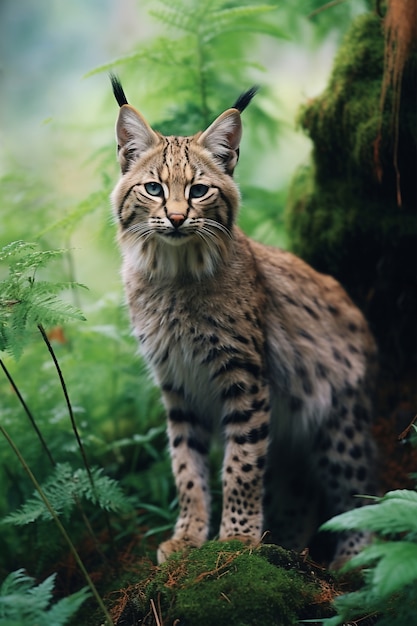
(168, 213), (186, 228)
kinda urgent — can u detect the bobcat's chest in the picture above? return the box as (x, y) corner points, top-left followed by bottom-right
(129, 282), (228, 417)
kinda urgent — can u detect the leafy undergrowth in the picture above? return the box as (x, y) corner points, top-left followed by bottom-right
(93, 541), (340, 626)
(0, 569), (90, 626)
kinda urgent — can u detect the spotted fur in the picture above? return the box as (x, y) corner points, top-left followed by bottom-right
(110, 78), (378, 568)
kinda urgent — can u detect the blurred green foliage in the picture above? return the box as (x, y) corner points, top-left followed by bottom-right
(322, 481), (417, 626)
(0, 569), (90, 626)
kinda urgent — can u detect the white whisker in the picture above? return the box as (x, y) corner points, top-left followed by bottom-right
(195, 229), (213, 247)
(199, 228), (221, 246)
(203, 219), (233, 239)
(126, 223), (156, 241)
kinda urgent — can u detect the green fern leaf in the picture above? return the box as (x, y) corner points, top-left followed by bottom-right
(149, 2), (285, 42)
(345, 541), (417, 598)
(1, 463), (132, 526)
(46, 589), (91, 625)
(205, 5), (286, 42)
(0, 241), (64, 276)
(73, 465), (133, 512)
(37, 188), (113, 237)
(149, 6), (196, 33)
(0, 242), (86, 358)
(27, 285), (86, 324)
(0, 569), (89, 625)
(321, 489), (417, 536)
(384, 488), (417, 505)
(85, 49), (151, 77)
(2, 465), (76, 525)
(0, 241), (36, 264)
(150, 0), (222, 33)
(0, 569), (33, 596)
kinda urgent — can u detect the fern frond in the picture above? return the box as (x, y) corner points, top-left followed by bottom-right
(150, 0), (220, 33)
(0, 569), (34, 595)
(37, 188), (113, 237)
(73, 465), (133, 512)
(0, 240), (35, 263)
(1, 463), (132, 526)
(0, 241), (65, 276)
(0, 569), (89, 625)
(2, 468), (75, 525)
(1, 289), (85, 360)
(85, 49), (152, 77)
(149, 2), (285, 42)
(204, 5), (286, 42)
(0, 241), (86, 358)
(149, 6), (197, 34)
(156, 0), (224, 14)
(345, 540), (417, 598)
(45, 587), (91, 625)
(321, 489), (417, 536)
(28, 286), (87, 324)
(321, 486), (417, 625)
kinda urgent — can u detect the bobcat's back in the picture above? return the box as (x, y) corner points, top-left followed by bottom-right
(253, 240), (377, 434)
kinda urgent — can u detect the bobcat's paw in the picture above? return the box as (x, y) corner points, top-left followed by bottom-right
(157, 537), (203, 564)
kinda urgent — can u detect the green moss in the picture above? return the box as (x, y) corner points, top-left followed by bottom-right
(114, 541), (334, 625)
(286, 11), (417, 315)
(296, 14), (386, 181)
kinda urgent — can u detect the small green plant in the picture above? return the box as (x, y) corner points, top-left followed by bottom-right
(321, 454), (417, 626)
(0, 569), (89, 626)
(0, 240), (85, 359)
(2, 463), (131, 527)
(0, 241), (116, 624)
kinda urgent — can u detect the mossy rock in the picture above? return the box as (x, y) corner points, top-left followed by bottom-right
(109, 541), (336, 625)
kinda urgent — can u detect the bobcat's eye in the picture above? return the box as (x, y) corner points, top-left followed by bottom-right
(144, 182), (164, 197)
(190, 184), (209, 199)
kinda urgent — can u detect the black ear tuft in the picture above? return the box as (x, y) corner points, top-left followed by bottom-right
(232, 86), (258, 113)
(110, 73), (129, 107)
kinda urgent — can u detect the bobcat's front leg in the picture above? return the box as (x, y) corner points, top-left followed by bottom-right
(220, 383), (271, 545)
(157, 392), (211, 563)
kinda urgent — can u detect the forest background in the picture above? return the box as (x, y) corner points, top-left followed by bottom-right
(0, 1), (415, 625)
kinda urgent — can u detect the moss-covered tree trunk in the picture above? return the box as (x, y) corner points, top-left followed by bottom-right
(286, 10), (416, 491)
(286, 9), (416, 376)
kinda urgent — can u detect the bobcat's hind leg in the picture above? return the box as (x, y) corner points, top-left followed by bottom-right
(262, 453), (320, 551)
(314, 393), (378, 569)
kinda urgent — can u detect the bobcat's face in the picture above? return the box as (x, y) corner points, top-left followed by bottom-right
(113, 135), (239, 250)
(111, 102), (242, 278)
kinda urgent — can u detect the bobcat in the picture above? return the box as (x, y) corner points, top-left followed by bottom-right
(110, 76), (378, 568)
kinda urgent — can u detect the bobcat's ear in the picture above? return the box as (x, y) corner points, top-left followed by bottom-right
(116, 105), (159, 174)
(197, 109), (242, 175)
